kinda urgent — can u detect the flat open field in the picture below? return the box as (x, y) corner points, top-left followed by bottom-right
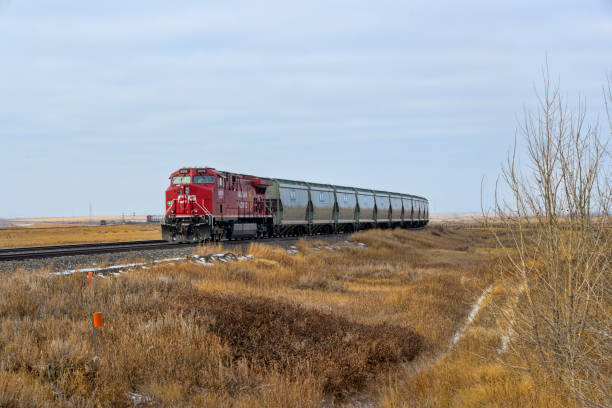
(10, 216), (148, 225)
(428, 212), (484, 224)
(0, 226), (569, 407)
(0, 224), (161, 248)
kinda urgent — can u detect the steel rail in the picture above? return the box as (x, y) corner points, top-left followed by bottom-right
(0, 227), (425, 262)
(0, 240), (167, 253)
(0, 240), (191, 261)
(0, 235), (336, 262)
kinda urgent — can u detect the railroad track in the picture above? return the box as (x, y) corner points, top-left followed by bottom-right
(0, 235), (345, 262)
(0, 225), (427, 262)
(0, 240), (189, 261)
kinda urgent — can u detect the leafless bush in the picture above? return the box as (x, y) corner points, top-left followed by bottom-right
(491, 65), (611, 407)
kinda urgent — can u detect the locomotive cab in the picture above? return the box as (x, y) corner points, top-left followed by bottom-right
(166, 170), (216, 218)
(162, 168), (217, 242)
(162, 167), (274, 243)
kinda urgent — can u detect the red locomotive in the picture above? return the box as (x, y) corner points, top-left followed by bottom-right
(163, 167), (273, 242)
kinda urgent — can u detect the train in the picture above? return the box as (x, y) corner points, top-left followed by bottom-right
(162, 167), (428, 242)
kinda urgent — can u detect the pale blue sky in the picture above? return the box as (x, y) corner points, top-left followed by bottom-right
(1, 0), (611, 217)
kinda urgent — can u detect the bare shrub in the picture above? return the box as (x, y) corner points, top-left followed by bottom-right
(177, 293), (423, 399)
(491, 65), (611, 407)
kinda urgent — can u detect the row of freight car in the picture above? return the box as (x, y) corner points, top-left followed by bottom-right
(265, 178), (428, 235)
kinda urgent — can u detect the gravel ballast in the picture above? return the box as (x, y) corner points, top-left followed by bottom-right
(0, 234), (352, 274)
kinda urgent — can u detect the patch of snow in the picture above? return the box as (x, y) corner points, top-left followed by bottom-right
(52, 262), (146, 276)
(451, 285), (493, 346)
(52, 255), (193, 277)
(153, 257), (185, 263)
(129, 392), (153, 406)
(498, 283), (526, 354)
(192, 252), (253, 265)
(52, 249), (257, 279)
(235, 254), (254, 261)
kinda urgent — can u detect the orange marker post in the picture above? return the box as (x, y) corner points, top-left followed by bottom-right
(92, 313), (103, 357)
(88, 271), (92, 287)
(93, 312), (103, 328)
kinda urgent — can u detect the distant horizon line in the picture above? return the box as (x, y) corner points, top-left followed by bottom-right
(4, 211), (482, 221)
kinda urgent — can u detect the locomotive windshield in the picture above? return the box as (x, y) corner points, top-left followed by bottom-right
(193, 175), (215, 184)
(172, 176), (191, 184)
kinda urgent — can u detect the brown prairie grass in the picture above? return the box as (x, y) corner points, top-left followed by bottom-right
(0, 226), (568, 406)
(0, 224), (161, 248)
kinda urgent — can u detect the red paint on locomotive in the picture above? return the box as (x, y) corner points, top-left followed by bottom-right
(164, 168), (273, 241)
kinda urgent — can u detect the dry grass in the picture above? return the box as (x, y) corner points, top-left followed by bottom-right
(0, 226), (576, 406)
(11, 216), (148, 224)
(0, 224), (161, 248)
(378, 281), (571, 408)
